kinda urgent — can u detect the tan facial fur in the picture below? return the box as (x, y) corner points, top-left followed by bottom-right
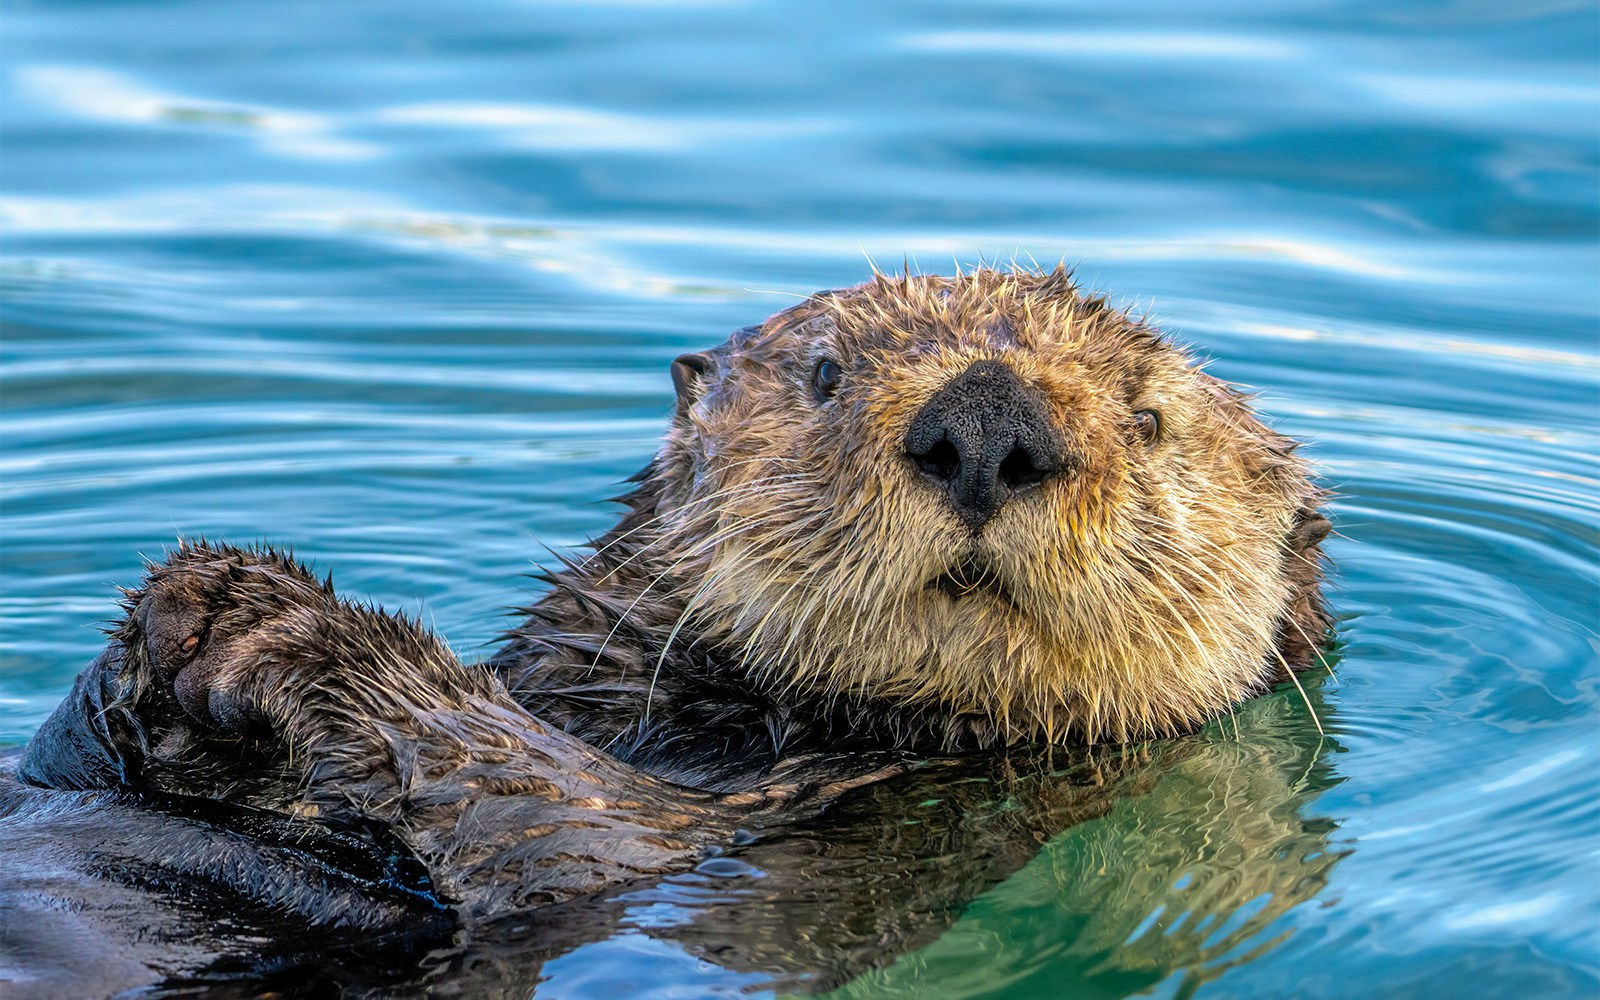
(651, 267), (1325, 746)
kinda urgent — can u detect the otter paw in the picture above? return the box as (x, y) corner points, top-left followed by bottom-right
(125, 542), (329, 733)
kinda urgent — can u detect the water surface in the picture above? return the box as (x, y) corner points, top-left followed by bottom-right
(2, 0), (1596, 996)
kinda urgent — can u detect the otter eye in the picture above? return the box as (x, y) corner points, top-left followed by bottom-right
(812, 358), (842, 402)
(1133, 409), (1161, 445)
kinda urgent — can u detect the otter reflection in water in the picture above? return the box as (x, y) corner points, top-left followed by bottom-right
(5, 268), (1335, 996)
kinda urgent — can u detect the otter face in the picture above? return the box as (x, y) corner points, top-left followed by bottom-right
(657, 268), (1325, 745)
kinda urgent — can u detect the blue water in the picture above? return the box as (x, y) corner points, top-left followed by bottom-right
(2, 0), (1596, 996)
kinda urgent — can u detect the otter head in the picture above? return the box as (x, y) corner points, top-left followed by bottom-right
(650, 267), (1328, 746)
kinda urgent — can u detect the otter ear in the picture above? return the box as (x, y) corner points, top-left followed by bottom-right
(1290, 509), (1332, 551)
(670, 352), (715, 418)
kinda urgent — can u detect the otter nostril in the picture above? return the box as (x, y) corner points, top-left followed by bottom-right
(998, 446), (1052, 492)
(913, 437), (962, 484)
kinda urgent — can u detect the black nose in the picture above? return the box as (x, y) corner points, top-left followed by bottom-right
(903, 360), (1070, 531)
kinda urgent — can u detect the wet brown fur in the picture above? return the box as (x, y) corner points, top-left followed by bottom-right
(20, 542), (902, 918)
(496, 267), (1331, 785)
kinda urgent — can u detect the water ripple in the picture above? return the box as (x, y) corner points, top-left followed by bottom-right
(2, 0), (1596, 996)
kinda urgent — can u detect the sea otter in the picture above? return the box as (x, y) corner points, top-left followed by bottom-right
(7, 265), (1332, 992)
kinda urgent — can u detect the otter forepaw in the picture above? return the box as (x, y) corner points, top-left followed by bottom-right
(22, 542), (333, 793)
(123, 541), (332, 734)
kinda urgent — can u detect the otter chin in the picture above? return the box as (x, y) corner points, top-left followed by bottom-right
(497, 265), (1332, 776)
